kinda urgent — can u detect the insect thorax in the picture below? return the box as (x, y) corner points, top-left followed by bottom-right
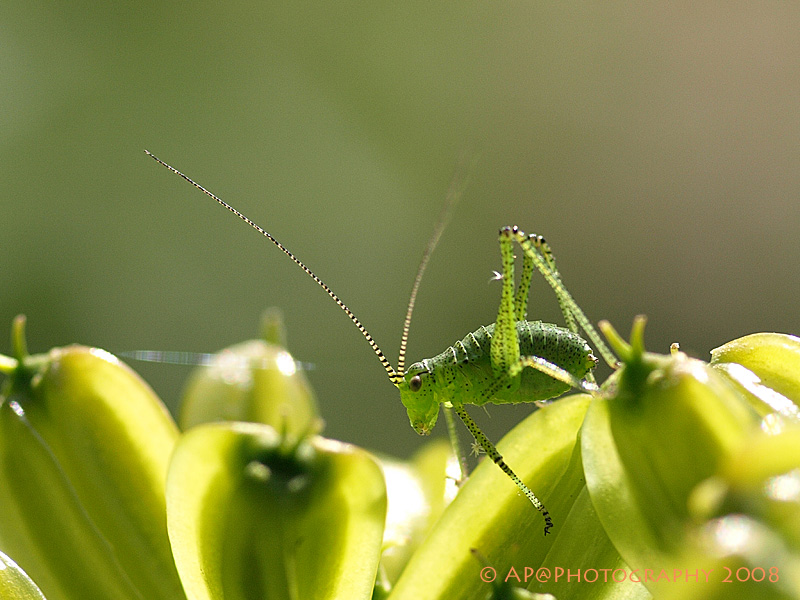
(415, 321), (595, 406)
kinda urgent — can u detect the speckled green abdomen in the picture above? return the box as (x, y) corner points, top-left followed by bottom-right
(420, 321), (595, 406)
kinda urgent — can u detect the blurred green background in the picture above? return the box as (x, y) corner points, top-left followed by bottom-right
(2, 2), (798, 456)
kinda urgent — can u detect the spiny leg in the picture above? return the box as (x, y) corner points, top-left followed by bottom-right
(516, 227), (615, 367)
(452, 354), (597, 535)
(512, 231), (602, 390)
(501, 227), (617, 368)
(453, 404), (554, 535)
(502, 227), (583, 348)
(536, 240), (573, 326)
(490, 225), (522, 376)
(511, 232), (596, 382)
(510, 356), (598, 395)
(515, 233), (579, 336)
(481, 354), (599, 401)
(495, 228), (581, 379)
(492, 228), (596, 390)
(513, 236), (536, 322)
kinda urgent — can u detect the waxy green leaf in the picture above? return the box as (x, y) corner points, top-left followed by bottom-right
(386, 394), (594, 600)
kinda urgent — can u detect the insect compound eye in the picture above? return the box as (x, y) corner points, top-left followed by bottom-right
(409, 375), (422, 392)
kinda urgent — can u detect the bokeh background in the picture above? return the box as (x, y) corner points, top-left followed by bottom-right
(2, 3), (798, 456)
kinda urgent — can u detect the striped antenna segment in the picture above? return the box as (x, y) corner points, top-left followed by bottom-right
(397, 150), (478, 376)
(145, 150), (402, 385)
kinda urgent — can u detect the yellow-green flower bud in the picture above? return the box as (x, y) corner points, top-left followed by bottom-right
(179, 309), (321, 440)
(583, 319), (759, 572)
(0, 316), (183, 600)
(691, 424), (800, 551)
(710, 333), (800, 421)
(166, 422), (386, 600)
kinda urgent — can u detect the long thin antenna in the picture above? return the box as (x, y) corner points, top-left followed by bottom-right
(145, 150), (403, 385)
(396, 150), (479, 376)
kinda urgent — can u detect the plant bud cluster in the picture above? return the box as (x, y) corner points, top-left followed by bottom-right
(0, 314), (798, 600)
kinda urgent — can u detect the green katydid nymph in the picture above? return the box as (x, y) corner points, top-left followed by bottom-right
(146, 151), (615, 535)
